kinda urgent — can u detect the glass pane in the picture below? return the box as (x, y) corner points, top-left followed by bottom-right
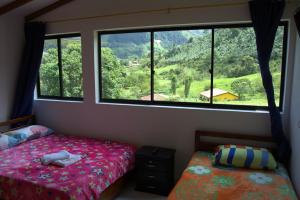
(213, 26), (284, 106)
(270, 26), (284, 106)
(61, 37), (83, 98)
(154, 29), (211, 103)
(101, 32), (151, 100)
(39, 39), (60, 96)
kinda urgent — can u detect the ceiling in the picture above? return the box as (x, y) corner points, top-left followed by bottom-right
(0, 0), (58, 17)
(0, 0), (15, 7)
(2, 0), (299, 20)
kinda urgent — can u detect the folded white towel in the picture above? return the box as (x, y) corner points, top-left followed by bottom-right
(52, 154), (82, 167)
(41, 150), (70, 165)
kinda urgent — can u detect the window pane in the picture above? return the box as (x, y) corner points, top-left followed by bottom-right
(61, 37), (83, 98)
(213, 26), (284, 106)
(39, 39), (60, 96)
(101, 32), (151, 100)
(154, 30), (211, 103)
(271, 26), (284, 106)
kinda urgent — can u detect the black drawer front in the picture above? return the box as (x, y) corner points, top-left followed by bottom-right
(137, 170), (171, 185)
(136, 183), (171, 196)
(136, 157), (172, 172)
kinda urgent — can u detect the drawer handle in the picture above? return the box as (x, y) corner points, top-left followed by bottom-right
(146, 164), (156, 168)
(148, 160), (154, 164)
(147, 185), (156, 189)
(147, 175), (155, 179)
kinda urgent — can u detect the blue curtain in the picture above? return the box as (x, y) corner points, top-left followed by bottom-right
(249, 0), (290, 162)
(11, 22), (46, 119)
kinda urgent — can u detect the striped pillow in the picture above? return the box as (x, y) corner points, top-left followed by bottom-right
(213, 145), (277, 170)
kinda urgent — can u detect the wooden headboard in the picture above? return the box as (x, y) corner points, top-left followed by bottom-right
(195, 130), (276, 153)
(0, 115), (35, 133)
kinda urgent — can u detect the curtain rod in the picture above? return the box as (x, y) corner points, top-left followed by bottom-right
(45, 1), (295, 24)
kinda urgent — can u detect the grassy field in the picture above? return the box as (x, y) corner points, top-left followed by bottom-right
(153, 65), (281, 106)
(123, 64), (281, 107)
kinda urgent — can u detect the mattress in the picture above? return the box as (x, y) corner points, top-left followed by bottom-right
(168, 151), (297, 200)
(0, 134), (136, 200)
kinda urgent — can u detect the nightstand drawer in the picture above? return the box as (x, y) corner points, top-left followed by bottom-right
(136, 183), (171, 196)
(137, 171), (170, 185)
(136, 158), (171, 171)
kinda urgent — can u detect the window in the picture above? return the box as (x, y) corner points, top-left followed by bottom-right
(37, 34), (83, 100)
(101, 32), (151, 100)
(98, 22), (287, 110)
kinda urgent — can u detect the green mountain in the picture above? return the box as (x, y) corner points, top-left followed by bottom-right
(102, 31), (190, 59)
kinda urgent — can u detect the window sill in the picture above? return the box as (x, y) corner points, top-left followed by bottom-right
(96, 101), (271, 114)
(34, 98), (84, 103)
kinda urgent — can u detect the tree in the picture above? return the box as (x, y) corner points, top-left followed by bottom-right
(184, 77), (192, 98)
(231, 78), (252, 100)
(40, 49), (60, 96)
(168, 69), (177, 95)
(171, 75), (177, 95)
(180, 68), (193, 98)
(124, 70), (150, 99)
(101, 48), (125, 98)
(40, 39), (83, 97)
(61, 40), (83, 97)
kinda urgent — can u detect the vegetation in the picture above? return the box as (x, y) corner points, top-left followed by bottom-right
(100, 26), (284, 106)
(39, 26), (284, 107)
(40, 37), (83, 98)
(231, 78), (253, 100)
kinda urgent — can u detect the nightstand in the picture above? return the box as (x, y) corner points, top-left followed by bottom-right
(135, 146), (176, 196)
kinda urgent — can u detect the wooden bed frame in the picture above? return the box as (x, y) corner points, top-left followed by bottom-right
(0, 115), (129, 200)
(0, 115), (35, 133)
(195, 130), (277, 156)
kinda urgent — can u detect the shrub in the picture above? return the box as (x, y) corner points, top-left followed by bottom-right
(231, 78), (253, 100)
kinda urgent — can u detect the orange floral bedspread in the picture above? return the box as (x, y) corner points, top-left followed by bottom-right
(168, 151), (297, 200)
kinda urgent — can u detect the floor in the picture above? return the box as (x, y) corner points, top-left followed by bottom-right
(115, 181), (167, 200)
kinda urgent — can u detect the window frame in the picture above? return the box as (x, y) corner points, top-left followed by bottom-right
(37, 33), (83, 101)
(98, 22), (288, 111)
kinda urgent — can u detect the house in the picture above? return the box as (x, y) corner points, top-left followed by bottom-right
(200, 88), (239, 101)
(140, 94), (168, 101)
(0, 0), (300, 199)
(128, 60), (140, 67)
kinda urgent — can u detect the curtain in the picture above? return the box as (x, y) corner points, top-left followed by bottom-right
(11, 22), (46, 119)
(295, 8), (300, 37)
(249, 0), (290, 162)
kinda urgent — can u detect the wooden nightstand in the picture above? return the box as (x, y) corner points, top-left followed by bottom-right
(135, 146), (176, 196)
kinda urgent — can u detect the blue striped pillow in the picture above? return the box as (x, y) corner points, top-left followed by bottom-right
(213, 145), (277, 170)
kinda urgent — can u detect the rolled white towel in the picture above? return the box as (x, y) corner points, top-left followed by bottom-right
(41, 150), (70, 165)
(53, 154), (82, 167)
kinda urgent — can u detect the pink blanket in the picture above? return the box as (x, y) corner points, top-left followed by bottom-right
(0, 134), (136, 200)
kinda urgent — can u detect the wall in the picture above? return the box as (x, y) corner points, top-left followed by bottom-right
(33, 0), (299, 177)
(0, 14), (24, 121)
(290, 34), (300, 196)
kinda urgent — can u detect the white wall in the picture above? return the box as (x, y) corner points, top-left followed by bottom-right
(290, 34), (300, 196)
(0, 14), (24, 121)
(33, 0), (299, 178)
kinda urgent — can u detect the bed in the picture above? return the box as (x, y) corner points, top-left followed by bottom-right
(168, 131), (297, 200)
(0, 115), (136, 200)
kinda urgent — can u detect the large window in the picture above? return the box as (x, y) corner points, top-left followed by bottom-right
(99, 23), (287, 110)
(37, 34), (83, 100)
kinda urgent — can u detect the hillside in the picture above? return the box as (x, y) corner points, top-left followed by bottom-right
(101, 31), (191, 59)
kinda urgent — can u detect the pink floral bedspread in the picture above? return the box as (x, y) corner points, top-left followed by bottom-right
(0, 134), (136, 200)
